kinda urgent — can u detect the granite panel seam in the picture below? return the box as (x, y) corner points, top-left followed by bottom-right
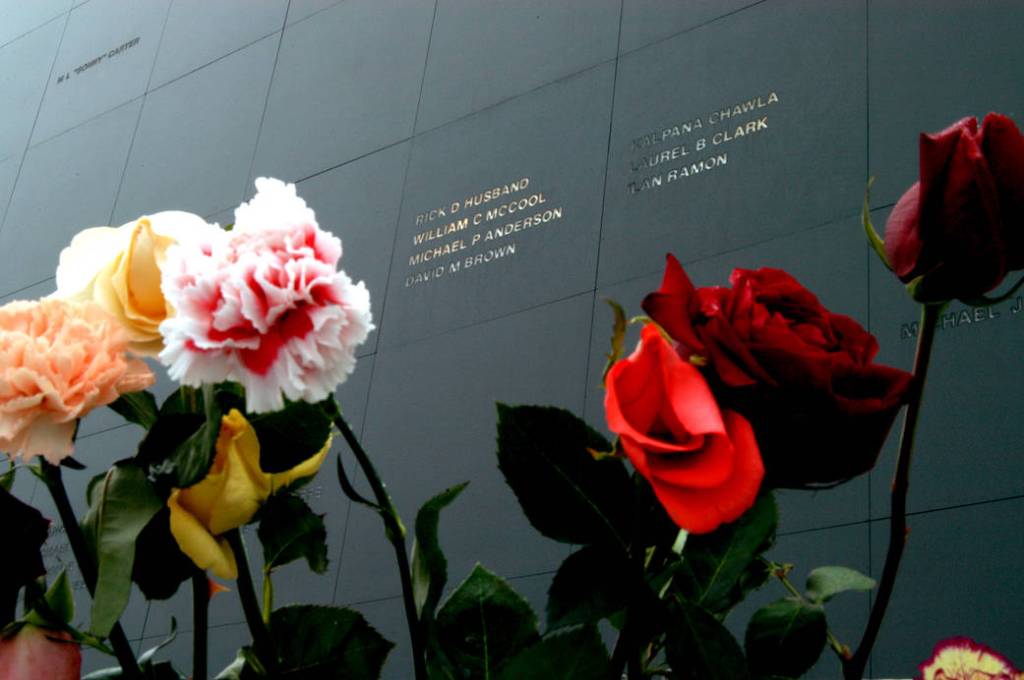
(0, 11), (71, 240)
(243, 28), (288, 202)
(618, 0), (769, 59)
(0, 7), (68, 51)
(107, 1), (173, 226)
(580, 0), (626, 420)
(361, 0), (438, 354)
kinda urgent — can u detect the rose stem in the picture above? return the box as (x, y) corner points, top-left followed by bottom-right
(39, 460), (142, 679)
(608, 474), (649, 679)
(225, 529), (275, 671)
(843, 303), (942, 680)
(191, 569), (208, 680)
(262, 569), (273, 625)
(331, 409), (427, 680)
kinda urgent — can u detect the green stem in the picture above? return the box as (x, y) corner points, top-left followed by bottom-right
(225, 530), (275, 671)
(39, 461), (141, 679)
(331, 409), (427, 680)
(608, 475), (649, 679)
(843, 303), (942, 680)
(262, 569), (273, 626)
(192, 569), (208, 680)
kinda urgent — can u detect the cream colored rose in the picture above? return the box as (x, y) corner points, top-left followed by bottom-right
(54, 212), (218, 355)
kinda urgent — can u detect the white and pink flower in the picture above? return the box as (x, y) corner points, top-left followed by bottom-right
(158, 178), (373, 413)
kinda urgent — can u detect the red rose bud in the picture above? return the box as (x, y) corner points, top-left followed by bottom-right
(605, 324), (764, 534)
(884, 113), (1024, 302)
(643, 255), (913, 488)
(0, 624), (81, 680)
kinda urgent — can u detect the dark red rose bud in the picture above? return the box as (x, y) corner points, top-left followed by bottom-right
(979, 114), (1024, 270)
(642, 254), (913, 489)
(884, 114), (1024, 302)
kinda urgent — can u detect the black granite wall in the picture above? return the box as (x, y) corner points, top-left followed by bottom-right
(1, 1), (1021, 677)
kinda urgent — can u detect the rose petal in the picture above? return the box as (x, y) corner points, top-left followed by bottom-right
(646, 411), (763, 534)
(168, 489), (238, 580)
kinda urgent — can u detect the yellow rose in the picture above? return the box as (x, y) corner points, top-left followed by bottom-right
(168, 409), (329, 579)
(54, 212), (218, 355)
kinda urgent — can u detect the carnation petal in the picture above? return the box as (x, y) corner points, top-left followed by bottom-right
(158, 179), (373, 413)
(0, 299), (148, 463)
(22, 419), (77, 465)
(919, 636), (1021, 680)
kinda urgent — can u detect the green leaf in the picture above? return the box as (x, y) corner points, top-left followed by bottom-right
(80, 622), (184, 679)
(25, 569), (75, 627)
(82, 463), (163, 637)
(213, 381), (247, 413)
(159, 386), (200, 416)
(0, 484), (49, 599)
(160, 384), (222, 488)
(214, 648), (267, 679)
(44, 569), (75, 624)
(213, 652), (247, 680)
(601, 297), (629, 383)
(257, 494), (328, 573)
(108, 390), (159, 430)
(674, 493), (777, 615)
(664, 600), (751, 680)
(495, 626), (610, 679)
(745, 598), (827, 678)
(412, 482), (469, 620)
(546, 544), (631, 630)
(135, 413), (203, 473)
(862, 177), (891, 271)
(495, 404), (631, 546)
(250, 400), (332, 474)
(0, 460), (15, 491)
(83, 658), (184, 680)
(60, 456), (86, 470)
(266, 605), (392, 678)
(434, 564), (539, 677)
(805, 566), (876, 604)
(132, 508), (193, 600)
(138, 618), (177, 665)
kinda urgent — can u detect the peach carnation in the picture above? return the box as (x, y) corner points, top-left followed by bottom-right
(0, 298), (155, 463)
(158, 178), (373, 413)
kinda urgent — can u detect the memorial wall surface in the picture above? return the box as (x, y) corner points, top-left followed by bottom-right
(1, 1), (1021, 677)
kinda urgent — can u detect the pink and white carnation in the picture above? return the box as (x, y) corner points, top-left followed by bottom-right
(158, 178), (373, 413)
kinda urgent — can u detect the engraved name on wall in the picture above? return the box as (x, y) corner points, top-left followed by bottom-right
(626, 90), (780, 195)
(404, 176), (565, 288)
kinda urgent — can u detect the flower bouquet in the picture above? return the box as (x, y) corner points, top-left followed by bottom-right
(0, 114), (1021, 679)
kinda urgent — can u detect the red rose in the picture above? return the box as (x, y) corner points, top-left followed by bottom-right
(642, 255), (913, 488)
(604, 324), (764, 534)
(884, 113), (1024, 302)
(0, 625), (81, 680)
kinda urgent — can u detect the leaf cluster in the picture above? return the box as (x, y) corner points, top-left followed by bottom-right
(493, 404), (876, 679)
(86, 386), (336, 647)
